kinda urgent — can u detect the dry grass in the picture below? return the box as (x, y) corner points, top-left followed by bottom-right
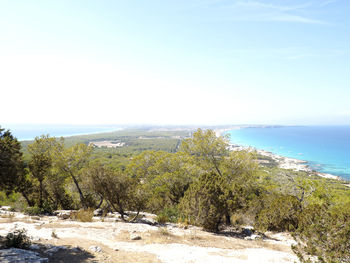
(51, 230), (58, 239)
(0, 212), (15, 222)
(40, 237), (162, 263)
(70, 209), (94, 222)
(158, 227), (171, 236)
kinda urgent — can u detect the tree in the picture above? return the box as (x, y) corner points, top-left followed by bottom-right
(53, 143), (92, 208)
(180, 129), (258, 226)
(0, 127), (28, 199)
(180, 129), (229, 177)
(222, 151), (259, 216)
(180, 172), (229, 232)
(27, 135), (58, 208)
(87, 163), (144, 221)
(127, 151), (196, 212)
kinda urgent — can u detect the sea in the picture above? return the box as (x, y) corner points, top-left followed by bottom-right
(1, 124), (122, 141)
(227, 126), (350, 180)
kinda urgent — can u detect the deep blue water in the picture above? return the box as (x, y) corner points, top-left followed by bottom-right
(227, 126), (350, 180)
(1, 124), (122, 141)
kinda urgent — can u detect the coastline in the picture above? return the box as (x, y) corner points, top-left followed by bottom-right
(216, 126), (347, 181)
(213, 126), (342, 180)
(228, 143), (340, 180)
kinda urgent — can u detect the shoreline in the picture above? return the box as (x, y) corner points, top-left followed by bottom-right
(228, 143), (341, 180)
(216, 127), (346, 181)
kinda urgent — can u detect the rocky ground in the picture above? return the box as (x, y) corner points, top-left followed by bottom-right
(0, 207), (299, 263)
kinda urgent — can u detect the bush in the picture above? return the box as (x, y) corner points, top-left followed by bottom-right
(23, 203), (53, 216)
(70, 209), (94, 222)
(156, 207), (179, 224)
(295, 203), (350, 263)
(255, 194), (301, 232)
(156, 214), (168, 224)
(180, 173), (228, 232)
(5, 228), (31, 249)
(23, 206), (43, 216)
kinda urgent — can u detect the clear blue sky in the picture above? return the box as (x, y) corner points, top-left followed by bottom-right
(1, 0), (350, 125)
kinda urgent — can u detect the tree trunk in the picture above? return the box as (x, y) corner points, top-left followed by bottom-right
(22, 192), (35, 207)
(96, 195), (103, 209)
(39, 180), (43, 208)
(225, 212), (231, 225)
(69, 171), (87, 209)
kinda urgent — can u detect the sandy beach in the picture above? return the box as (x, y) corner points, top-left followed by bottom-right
(228, 143), (340, 180)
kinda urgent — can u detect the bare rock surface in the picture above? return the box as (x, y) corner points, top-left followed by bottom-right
(0, 248), (48, 263)
(0, 211), (300, 262)
(89, 245), (102, 253)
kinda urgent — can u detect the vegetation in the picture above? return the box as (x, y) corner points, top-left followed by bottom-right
(70, 209), (94, 222)
(1, 125), (350, 262)
(5, 228), (31, 249)
(0, 127), (28, 202)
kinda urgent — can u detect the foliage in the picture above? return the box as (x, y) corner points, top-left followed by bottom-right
(294, 202), (350, 263)
(180, 172), (229, 232)
(21, 128), (190, 155)
(255, 193), (301, 232)
(5, 228), (31, 249)
(156, 206), (180, 224)
(128, 151), (196, 212)
(87, 163), (144, 221)
(23, 203), (53, 216)
(0, 127), (26, 195)
(179, 129), (259, 229)
(25, 136), (74, 210)
(23, 206), (43, 216)
(27, 135), (59, 208)
(3, 126), (350, 262)
(180, 128), (229, 176)
(54, 143), (93, 208)
(0, 191), (21, 207)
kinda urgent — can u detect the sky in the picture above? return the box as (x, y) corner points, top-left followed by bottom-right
(1, 0), (350, 126)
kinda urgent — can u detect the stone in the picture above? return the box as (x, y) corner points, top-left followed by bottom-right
(71, 246), (82, 253)
(89, 246), (102, 253)
(244, 234), (261, 240)
(0, 206), (11, 211)
(130, 234), (142, 240)
(45, 246), (67, 256)
(93, 208), (103, 216)
(0, 248), (48, 263)
(242, 226), (254, 237)
(55, 210), (72, 220)
(29, 244), (40, 250)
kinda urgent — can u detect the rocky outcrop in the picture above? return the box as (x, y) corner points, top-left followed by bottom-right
(0, 248), (48, 263)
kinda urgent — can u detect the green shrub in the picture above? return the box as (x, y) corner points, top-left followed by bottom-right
(255, 194), (301, 232)
(156, 207), (179, 224)
(295, 203), (350, 263)
(23, 204), (53, 216)
(24, 206), (43, 216)
(5, 228), (31, 249)
(179, 172), (228, 232)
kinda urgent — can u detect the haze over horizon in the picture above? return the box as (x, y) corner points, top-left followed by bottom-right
(1, 1), (350, 126)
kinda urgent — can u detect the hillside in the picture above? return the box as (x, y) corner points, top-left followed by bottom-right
(0, 207), (299, 263)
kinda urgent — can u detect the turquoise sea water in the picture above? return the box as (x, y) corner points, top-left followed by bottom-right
(227, 126), (350, 180)
(2, 124), (122, 141)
